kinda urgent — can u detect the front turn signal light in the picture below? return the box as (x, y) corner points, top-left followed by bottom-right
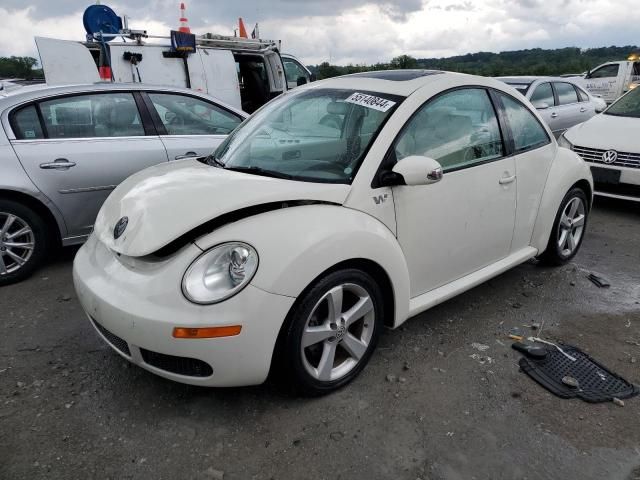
(172, 325), (242, 339)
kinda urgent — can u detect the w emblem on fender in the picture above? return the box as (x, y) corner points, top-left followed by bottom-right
(373, 194), (389, 205)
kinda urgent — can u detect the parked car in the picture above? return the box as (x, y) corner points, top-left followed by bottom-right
(497, 76), (606, 137)
(0, 83), (247, 285)
(559, 86), (640, 202)
(574, 58), (640, 104)
(73, 70), (593, 395)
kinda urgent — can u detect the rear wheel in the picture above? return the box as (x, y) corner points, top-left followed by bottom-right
(539, 188), (588, 266)
(0, 200), (49, 286)
(277, 269), (384, 396)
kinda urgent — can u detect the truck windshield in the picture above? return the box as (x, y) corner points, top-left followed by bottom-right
(605, 88), (640, 118)
(208, 88), (402, 183)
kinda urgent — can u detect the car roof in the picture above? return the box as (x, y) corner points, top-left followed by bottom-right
(0, 82), (247, 116)
(305, 70), (487, 97)
(497, 76), (584, 85)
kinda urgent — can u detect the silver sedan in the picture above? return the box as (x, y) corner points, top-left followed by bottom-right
(497, 76), (607, 137)
(0, 83), (247, 285)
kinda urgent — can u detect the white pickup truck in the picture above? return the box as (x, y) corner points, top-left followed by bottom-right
(576, 58), (640, 104)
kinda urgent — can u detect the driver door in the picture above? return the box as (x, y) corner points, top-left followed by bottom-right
(392, 88), (517, 297)
(142, 92), (245, 161)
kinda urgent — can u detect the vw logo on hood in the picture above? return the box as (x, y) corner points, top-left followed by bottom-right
(113, 216), (129, 239)
(602, 150), (618, 164)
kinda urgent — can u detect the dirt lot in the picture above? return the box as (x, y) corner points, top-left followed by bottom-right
(1, 197), (639, 480)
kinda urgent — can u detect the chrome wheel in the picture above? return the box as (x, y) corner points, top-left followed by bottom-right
(0, 212), (35, 275)
(557, 196), (586, 257)
(300, 283), (375, 382)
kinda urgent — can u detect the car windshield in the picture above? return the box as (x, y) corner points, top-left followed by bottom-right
(207, 88), (402, 183)
(604, 88), (640, 118)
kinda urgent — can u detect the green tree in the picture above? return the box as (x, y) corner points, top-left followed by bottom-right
(0, 56), (41, 79)
(389, 55), (418, 69)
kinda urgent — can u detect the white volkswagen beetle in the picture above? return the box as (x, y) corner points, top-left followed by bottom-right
(73, 70), (593, 395)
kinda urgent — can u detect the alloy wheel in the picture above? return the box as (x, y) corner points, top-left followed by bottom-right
(300, 283), (375, 382)
(557, 197), (586, 257)
(0, 212), (35, 275)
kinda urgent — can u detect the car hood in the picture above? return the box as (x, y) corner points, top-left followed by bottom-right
(94, 159), (351, 257)
(565, 114), (640, 152)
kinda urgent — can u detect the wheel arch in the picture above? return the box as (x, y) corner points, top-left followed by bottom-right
(0, 189), (63, 247)
(530, 148), (593, 253)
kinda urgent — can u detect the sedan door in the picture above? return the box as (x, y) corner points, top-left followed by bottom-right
(551, 82), (585, 136)
(528, 82), (558, 134)
(391, 88), (516, 297)
(9, 91), (168, 238)
(143, 92), (245, 161)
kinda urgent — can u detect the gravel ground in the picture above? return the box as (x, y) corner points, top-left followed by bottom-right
(1, 197), (639, 480)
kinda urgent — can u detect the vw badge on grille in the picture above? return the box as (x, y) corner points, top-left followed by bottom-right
(113, 216), (128, 239)
(602, 150), (618, 164)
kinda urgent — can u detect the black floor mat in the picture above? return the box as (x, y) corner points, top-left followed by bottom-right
(518, 344), (639, 403)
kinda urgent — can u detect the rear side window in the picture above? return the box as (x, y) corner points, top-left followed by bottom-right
(147, 93), (243, 135)
(498, 93), (550, 153)
(530, 83), (554, 106)
(12, 105), (44, 140)
(554, 83), (579, 105)
(576, 87), (589, 102)
(39, 93), (144, 139)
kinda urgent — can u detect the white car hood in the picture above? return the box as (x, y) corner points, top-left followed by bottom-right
(94, 160), (351, 257)
(565, 114), (640, 152)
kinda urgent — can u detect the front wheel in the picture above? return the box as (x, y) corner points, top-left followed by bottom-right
(538, 187), (589, 266)
(277, 269), (384, 396)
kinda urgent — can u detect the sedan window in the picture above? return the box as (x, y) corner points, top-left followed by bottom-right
(148, 93), (243, 136)
(530, 83), (554, 107)
(554, 83), (579, 105)
(498, 93), (550, 153)
(394, 88), (504, 172)
(39, 93), (144, 139)
(11, 105), (44, 140)
(576, 87), (590, 102)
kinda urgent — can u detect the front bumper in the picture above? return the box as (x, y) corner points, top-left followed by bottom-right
(73, 234), (295, 387)
(589, 163), (640, 202)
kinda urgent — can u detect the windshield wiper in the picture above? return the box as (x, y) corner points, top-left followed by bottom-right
(202, 154), (225, 167)
(223, 165), (295, 180)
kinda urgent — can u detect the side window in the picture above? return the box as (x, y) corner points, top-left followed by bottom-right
(11, 105), (44, 140)
(147, 93), (243, 135)
(554, 82), (579, 105)
(588, 64), (619, 79)
(530, 83), (554, 106)
(39, 93), (144, 139)
(394, 88), (504, 172)
(576, 86), (589, 102)
(283, 59), (309, 85)
(498, 93), (550, 153)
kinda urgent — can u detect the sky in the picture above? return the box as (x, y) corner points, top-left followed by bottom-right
(0, 0), (638, 65)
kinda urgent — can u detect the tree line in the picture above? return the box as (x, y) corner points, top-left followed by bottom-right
(0, 56), (43, 79)
(309, 45), (640, 79)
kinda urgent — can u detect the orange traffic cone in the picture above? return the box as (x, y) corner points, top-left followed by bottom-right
(238, 17), (248, 38)
(179, 3), (191, 33)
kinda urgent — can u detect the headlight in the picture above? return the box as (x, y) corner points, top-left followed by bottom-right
(557, 133), (574, 150)
(182, 242), (259, 304)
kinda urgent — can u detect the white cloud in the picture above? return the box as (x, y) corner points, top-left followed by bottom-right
(1, 0), (639, 65)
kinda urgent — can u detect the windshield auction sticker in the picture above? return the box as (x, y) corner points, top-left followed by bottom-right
(345, 92), (396, 112)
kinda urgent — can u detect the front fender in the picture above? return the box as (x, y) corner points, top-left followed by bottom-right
(194, 204), (411, 327)
(530, 147), (593, 252)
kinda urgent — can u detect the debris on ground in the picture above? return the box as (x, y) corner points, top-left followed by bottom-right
(385, 374), (396, 382)
(471, 342), (490, 352)
(561, 376), (580, 388)
(588, 273), (611, 288)
(613, 397), (625, 407)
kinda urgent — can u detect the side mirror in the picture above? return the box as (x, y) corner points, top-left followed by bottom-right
(585, 69), (592, 79)
(532, 101), (550, 110)
(310, 73), (317, 82)
(296, 76), (308, 86)
(391, 155), (443, 186)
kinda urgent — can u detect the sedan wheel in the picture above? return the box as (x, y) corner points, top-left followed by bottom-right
(277, 269), (384, 395)
(0, 213), (36, 275)
(0, 200), (49, 286)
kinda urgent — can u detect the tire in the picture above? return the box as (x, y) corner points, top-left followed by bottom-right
(0, 199), (49, 286)
(276, 269), (385, 396)
(538, 187), (589, 266)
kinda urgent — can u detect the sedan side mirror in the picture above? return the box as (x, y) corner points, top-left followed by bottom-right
(391, 155), (443, 186)
(297, 76), (308, 86)
(532, 101), (550, 110)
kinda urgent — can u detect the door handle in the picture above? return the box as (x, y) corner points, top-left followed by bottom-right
(39, 158), (76, 170)
(580, 107), (587, 112)
(499, 174), (516, 185)
(550, 112), (558, 118)
(174, 151), (200, 161)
